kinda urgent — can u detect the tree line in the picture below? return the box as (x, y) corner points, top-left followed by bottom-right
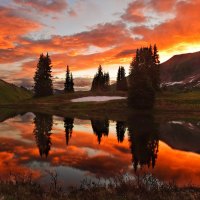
(33, 44), (160, 109)
(34, 55), (129, 95)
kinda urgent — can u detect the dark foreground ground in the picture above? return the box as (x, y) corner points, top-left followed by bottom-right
(0, 173), (200, 200)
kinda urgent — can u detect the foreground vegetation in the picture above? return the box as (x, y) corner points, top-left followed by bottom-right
(0, 173), (200, 200)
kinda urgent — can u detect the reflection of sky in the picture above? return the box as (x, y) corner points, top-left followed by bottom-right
(1, 113), (200, 186)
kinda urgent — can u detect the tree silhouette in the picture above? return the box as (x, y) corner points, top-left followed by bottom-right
(91, 65), (110, 91)
(152, 44), (160, 91)
(116, 121), (126, 143)
(64, 117), (74, 145)
(91, 119), (109, 144)
(128, 46), (157, 109)
(128, 113), (159, 172)
(64, 65), (74, 93)
(116, 66), (128, 91)
(33, 113), (53, 157)
(33, 53), (53, 97)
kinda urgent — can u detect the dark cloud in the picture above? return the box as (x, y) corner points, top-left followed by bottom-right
(115, 49), (136, 58)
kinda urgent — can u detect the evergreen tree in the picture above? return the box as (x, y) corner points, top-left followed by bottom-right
(70, 73), (74, 92)
(103, 72), (110, 91)
(33, 113), (53, 157)
(152, 44), (160, 91)
(116, 66), (128, 91)
(33, 53), (53, 97)
(116, 67), (121, 90)
(128, 46), (158, 109)
(91, 65), (110, 91)
(64, 66), (74, 93)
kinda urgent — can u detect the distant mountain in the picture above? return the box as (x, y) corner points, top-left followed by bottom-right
(161, 51), (200, 88)
(0, 79), (32, 104)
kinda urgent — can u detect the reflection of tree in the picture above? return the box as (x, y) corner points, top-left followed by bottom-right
(116, 121), (126, 143)
(64, 117), (74, 145)
(128, 114), (159, 171)
(33, 113), (53, 157)
(91, 119), (109, 144)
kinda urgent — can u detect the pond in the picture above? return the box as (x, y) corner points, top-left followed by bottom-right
(0, 111), (200, 187)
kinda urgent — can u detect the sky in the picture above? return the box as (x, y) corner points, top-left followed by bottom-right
(0, 0), (200, 89)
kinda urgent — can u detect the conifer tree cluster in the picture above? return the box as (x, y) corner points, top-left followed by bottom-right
(128, 44), (160, 109)
(116, 66), (128, 91)
(33, 53), (53, 97)
(91, 65), (110, 91)
(34, 54), (75, 97)
(64, 65), (74, 93)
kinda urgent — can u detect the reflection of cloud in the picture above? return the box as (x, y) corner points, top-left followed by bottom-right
(151, 142), (200, 186)
(1, 114), (200, 185)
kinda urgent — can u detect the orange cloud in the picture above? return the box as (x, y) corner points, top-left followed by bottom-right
(132, 0), (200, 51)
(0, 6), (41, 49)
(121, 1), (147, 22)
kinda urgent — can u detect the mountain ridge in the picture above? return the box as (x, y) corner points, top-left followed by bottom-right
(160, 51), (200, 88)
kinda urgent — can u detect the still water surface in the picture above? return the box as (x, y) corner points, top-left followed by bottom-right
(1, 112), (200, 187)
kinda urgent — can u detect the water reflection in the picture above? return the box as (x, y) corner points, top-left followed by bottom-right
(91, 119), (109, 144)
(128, 114), (159, 171)
(64, 117), (74, 145)
(1, 111), (200, 186)
(116, 121), (126, 143)
(33, 113), (53, 157)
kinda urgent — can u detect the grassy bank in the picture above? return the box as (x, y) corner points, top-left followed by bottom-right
(1, 90), (200, 121)
(0, 173), (200, 200)
(0, 79), (32, 104)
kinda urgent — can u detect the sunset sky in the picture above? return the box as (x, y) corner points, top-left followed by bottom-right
(0, 0), (200, 89)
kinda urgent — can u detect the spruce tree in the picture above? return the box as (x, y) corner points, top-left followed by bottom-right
(91, 65), (110, 91)
(64, 66), (74, 93)
(116, 66), (128, 91)
(116, 67), (121, 90)
(33, 53), (53, 97)
(152, 44), (160, 91)
(128, 48), (156, 109)
(103, 72), (110, 91)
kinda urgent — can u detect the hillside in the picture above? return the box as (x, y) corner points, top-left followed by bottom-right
(0, 79), (32, 104)
(160, 51), (200, 88)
